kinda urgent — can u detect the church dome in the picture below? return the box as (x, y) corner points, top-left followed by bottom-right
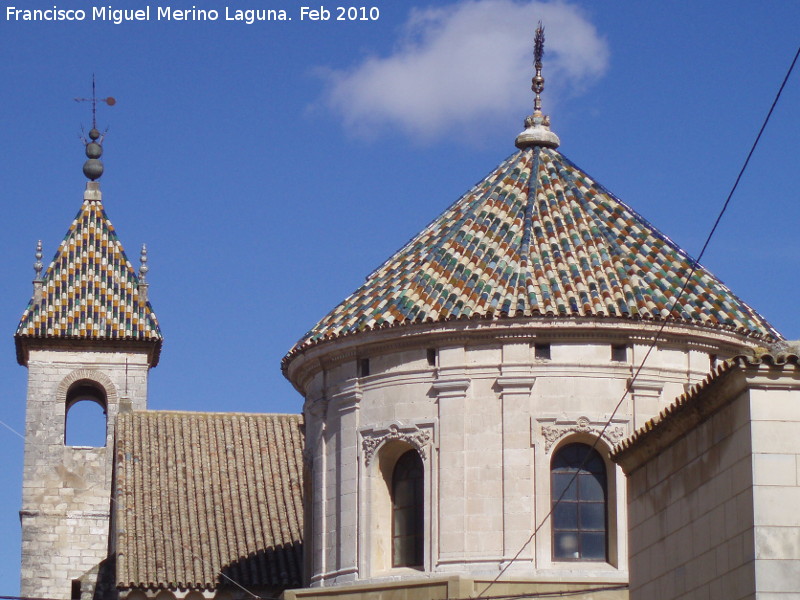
(285, 144), (779, 365)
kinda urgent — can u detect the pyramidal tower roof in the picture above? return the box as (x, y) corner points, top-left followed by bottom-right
(15, 117), (162, 365)
(286, 26), (779, 360)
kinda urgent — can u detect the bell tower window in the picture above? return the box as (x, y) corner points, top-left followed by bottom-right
(65, 381), (108, 447)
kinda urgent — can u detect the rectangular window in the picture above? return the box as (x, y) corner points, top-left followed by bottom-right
(535, 343), (551, 360)
(359, 358), (370, 378)
(426, 348), (437, 367)
(611, 344), (628, 362)
(71, 580), (81, 600)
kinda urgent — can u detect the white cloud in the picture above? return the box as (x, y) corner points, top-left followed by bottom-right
(322, 1), (609, 142)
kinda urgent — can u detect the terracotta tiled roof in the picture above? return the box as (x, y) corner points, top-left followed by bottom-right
(15, 183), (162, 363)
(115, 411), (305, 592)
(287, 146), (779, 358)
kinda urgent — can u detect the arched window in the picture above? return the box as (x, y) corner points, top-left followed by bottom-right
(65, 381), (107, 447)
(392, 449), (424, 568)
(551, 442), (607, 561)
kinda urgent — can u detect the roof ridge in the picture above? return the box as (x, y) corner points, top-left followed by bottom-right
(124, 409), (303, 418)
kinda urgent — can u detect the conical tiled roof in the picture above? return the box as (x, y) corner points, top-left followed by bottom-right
(15, 182), (162, 364)
(288, 146), (779, 355)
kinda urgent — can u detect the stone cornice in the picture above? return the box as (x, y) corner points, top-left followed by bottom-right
(496, 375), (536, 392)
(329, 382), (362, 414)
(430, 378), (470, 399)
(285, 318), (758, 393)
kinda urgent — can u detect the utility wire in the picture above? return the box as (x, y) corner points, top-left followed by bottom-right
(4, 41), (798, 600)
(477, 41), (800, 599)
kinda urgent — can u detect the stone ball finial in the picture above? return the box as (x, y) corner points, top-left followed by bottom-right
(83, 158), (104, 181)
(85, 142), (103, 159)
(88, 128), (101, 140)
(33, 240), (43, 280)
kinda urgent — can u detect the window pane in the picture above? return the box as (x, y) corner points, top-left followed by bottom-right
(578, 473), (605, 501)
(553, 532), (580, 559)
(394, 479), (415, 507)
(579, 502), (605, 531)
(552, 473), (577, 500)
(580, 532), (606, 560)
(553, 501), (577, 530)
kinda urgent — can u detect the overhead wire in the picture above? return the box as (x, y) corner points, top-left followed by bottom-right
(476, 40), (800, 599)
(2, 39), (798, 600)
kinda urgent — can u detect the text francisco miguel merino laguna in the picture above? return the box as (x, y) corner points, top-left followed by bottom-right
(5, 5), (380, 24)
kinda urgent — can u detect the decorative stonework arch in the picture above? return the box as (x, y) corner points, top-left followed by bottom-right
(360, 421), (433, 465)
(537, 415), (627, 453)
(57, 368), (119, 407)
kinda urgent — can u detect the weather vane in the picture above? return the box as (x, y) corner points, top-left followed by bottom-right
(514, 21), (560, 150)
(74, 74), (115, 131)
(532, 22), (545, 115)
(75, 76), (115, 181)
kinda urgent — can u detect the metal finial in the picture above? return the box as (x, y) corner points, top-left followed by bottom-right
(75, 75), (116, 181)
(515, 21), (560, 150)
(532, 22), (545, 113)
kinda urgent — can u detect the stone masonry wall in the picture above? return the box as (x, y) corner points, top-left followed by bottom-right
(749, 387), (800, 597)
(625, 389), (756, 599)
(20, 347), (149, 600)
(300, 331), (735, 588)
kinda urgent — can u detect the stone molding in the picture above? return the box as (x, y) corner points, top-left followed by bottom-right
(628, 378), (664, 397)
(496, 375), (536, 392)
(536, 415), (627, 453)
(330, 382), (362, 414)
(57, 368), (119, 407)
(360, 421), (434, 465)
(286, 317), (757, 387)
(430, 378), (470, 400)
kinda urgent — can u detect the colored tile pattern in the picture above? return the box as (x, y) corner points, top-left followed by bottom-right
(290, 147), (779, 354)
(116, 411), (305, 592)
(15, 193), (162, 344)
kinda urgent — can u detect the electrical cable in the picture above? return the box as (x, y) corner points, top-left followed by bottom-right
(477, 40), (800, 599)
(3, 39), (798, 600)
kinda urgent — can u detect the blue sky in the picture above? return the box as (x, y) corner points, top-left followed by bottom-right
(1, 0), (799, 594)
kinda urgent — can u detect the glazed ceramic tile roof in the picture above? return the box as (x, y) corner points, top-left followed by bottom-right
(289, 146), (779, 355)
(15, 183), (162, 360)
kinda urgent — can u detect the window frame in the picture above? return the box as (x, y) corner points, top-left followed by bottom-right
(550, 442), (608, 562)
(390, 449), (424, 569)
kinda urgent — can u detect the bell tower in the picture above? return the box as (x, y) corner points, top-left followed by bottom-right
(15, 85), (162, 600)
